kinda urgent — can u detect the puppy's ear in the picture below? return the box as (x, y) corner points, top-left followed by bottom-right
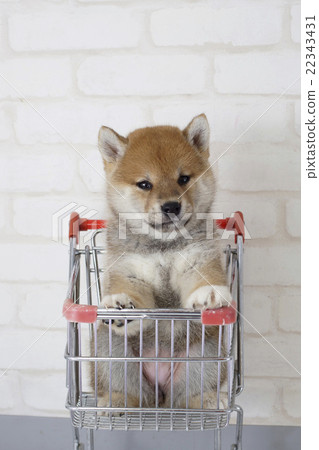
(183, 114), (210, 152)
(98, 126), (128, 163)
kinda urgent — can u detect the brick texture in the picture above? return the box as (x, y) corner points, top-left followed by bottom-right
(217, 145), (300, 192)
(153, 99), (290, 144)
(0, 244), (67, 282)
(0, 328), (66, 371)
(291, 5), (301, 44)
(215, 52), (301, 95)
(151, 6), (282, 47)
(14, 102), (148, 144)
(245, 244), (300, 286)
(286, 198), (301, 237)
(0, 109), (11, 140)
(0, 372), (20, 411)
(245, 333), (300, 378)
(19, 284), (67, 329)
(20, 372), (67, 411)
(0, 150), (74, 192)
(239, 377), (280, 424)
(8, 9), (142, 51)
(278, 287), (301, 332)
(0, 283), (19, 325)
(243, 287), (275, 335)
(283, 378), (301, 419)
(77, 55), (208, 96)
(0, 58), (72, 98)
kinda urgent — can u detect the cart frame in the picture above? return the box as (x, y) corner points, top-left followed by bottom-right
(63, 212), (245, 450)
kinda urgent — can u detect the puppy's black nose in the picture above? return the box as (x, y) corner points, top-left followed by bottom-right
(161, 201), (181, 216)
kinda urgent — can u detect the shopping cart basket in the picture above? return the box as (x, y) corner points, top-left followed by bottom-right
(63, 212), (245, 450)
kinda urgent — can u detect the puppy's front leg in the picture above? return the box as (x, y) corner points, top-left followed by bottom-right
(178, 258), (232, 310)
(102, 273), (156, 335)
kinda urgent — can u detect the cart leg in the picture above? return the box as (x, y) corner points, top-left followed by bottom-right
(87, 429), (94, 450)
(214, 428), (222, 450)
(72, 426), (84, 450)
(230, 405), (243, 450)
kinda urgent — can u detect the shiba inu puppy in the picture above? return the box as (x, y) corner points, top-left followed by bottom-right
(91, 114), (231, 412)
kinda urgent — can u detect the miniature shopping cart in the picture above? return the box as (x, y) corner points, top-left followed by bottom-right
(63, 212), (245, 450)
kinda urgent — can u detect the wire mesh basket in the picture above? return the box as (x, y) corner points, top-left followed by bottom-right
(63, 213), (244, 450)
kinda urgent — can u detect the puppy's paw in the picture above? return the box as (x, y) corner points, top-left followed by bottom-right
(188, 392), (228, 410)
(97, 394), (124, 417)
(102, 293), (136, 310)
(97, 392), (139, 417)
(185, 285), (232, 310)
(102, 293), (138, 335)
(203, 391), (228, 410)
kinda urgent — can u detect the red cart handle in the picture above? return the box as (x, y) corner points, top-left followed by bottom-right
(216, 211), (245, 243)
(69, 212), (106, 244)
(63, 298), (98, 324)
(201, 301), (237, 325)
(69, 211), (245, 243)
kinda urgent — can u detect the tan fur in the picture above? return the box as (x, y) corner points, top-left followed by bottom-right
(91, 114), (231, 412)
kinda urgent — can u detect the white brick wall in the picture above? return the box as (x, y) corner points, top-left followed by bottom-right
(0, 196), (9, 231)
(0, 0), (300, 426)
(13, 196), (105, 238)
(286, 198), (301, 237)
(0, 244), (67, 282)
(79, 149), (106, 193)
(291, 5), (301, 44)
(245, 333), (300, 378)
(20, 372), (67, 411)
(0, 372), (20, 411)
(0, 329), (65, 370)
(0, 58), (72, 98)
(243, 287), (275, 335)
(239, 377), (281, 424)
(151, 6), (282, 47)
(215, 193), (277, 239)
(0, 109), (11, 140)
(215, 52), (301, 95)
(78, 55), (208, 96)
(217, 144), (300, 192)
(278, 287), (301, 332)
(295, 100), (301, 135)
(15, 102), (148, 145)
(245, 244), (300, 286)
(0, 149), (75, 192)
(8, 8), (143, 51)
(0, 284), (18, 325)
(19, 284), (67, 329)
(282, 379), (301, 420)
(153, 99), (290, 144)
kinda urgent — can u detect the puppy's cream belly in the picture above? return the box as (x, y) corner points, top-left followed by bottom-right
(142, 348), (184, 394)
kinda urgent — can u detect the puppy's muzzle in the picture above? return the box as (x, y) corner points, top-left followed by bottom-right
(161, 201), (181, 217)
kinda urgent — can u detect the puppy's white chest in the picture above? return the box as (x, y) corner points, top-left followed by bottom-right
(124, 252), (174, 289)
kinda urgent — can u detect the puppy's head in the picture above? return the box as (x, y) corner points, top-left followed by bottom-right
(99, 114), (215, 232)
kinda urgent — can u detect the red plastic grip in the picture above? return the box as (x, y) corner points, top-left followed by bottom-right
(63, 298), (98, 324)
(216, 211), (245, 243)
(201, 301), (237, 325)
(70, 214), (244, 241)
(69, 212), (81, 243)
(69, 213), (106, 243)
(80, 219), (107, 231)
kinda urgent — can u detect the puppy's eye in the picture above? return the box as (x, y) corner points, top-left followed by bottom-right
(136, 180), (152, 191)
(178, 175), (190, 186)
